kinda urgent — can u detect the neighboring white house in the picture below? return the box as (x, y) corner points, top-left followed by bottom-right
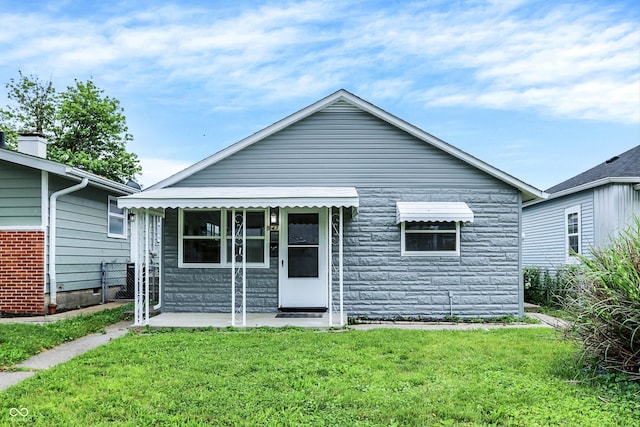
(523, 145), (640, 270)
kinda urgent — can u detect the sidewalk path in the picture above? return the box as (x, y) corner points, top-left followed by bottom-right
(0, 320), (130, 391)
(0, 302), (129, 324)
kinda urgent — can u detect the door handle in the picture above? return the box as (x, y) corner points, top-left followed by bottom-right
(281, 259), (284, 267)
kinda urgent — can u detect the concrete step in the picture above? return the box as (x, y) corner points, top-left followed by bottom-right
(524, 302), (541, 313)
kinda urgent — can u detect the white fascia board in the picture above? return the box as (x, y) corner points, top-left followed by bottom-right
(523, 177), (640, 208)
(149, 89), (546, 201)
(66, 168), (139, 195)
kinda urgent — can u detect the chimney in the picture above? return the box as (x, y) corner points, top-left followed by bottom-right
(18, 133), (49, 158)
(0, 131), (6, 149)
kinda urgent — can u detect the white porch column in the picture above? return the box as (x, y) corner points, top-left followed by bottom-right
(131, 209), (141, 325)
(339, 207), (344, 326)
(242, 209), (247, 327)
(144, 210), (150, 325)
(327, 208), (333, 326)
(231, 209), (236, 326)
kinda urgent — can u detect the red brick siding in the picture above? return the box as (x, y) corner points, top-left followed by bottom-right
(0, 231), (45, 314)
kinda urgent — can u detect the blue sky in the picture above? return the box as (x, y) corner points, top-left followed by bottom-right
(1, 0), (638, 189)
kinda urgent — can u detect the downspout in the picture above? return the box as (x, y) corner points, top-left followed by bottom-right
(48, 178), (89, 312)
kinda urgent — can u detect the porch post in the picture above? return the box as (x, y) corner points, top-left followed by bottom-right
(131, 209), (141, 325)
(231, 208), (236, 326)
(328, 208), (333, 326)
(339, 207), (344, 326)
(242, 209), (247, 327)
(144, 210), (150, 325)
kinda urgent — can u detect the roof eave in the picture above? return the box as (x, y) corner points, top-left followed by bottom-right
(524, 177), (640, 208)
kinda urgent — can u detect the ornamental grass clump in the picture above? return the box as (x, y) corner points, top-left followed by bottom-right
(564, 219), (640, 380)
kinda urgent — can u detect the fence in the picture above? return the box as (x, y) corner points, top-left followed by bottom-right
(101, 261), (159, 303)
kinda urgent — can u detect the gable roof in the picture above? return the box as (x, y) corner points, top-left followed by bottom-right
(150, 89), (546, 202)
(545, 145), (640, 195)
(0, 147), (138, 195)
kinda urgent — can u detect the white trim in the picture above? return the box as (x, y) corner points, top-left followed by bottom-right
(178, 208), (269, 269)
(396, 202), (474, 223)
(564, 205), (581, 264)
(400, 221), (461, 257)
(147, 90), (546, 202)
(0, 225), (46, 231)
(107, 196), (128, 239)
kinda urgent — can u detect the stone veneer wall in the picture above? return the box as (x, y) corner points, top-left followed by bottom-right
(161, 186), (521, 318)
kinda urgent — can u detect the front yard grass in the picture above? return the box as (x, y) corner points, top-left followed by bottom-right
(1, 327), (638, 426)
(0, 303), (132, 368)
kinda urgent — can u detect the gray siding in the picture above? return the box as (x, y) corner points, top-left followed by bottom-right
(51, 176), (131, 292)
(0, 161), (41, 226)
(522, 191), (594, 270)
(593, 184), (640, 246)
(177, 100), (502, 189)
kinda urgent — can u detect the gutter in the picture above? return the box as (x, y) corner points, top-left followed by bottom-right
(48, 177), (89, 312)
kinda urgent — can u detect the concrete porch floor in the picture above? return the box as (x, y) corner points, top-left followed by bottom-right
(140, 312), (348, 329)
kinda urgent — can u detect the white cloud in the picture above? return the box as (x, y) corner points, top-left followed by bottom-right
(0, 0), (637, 123)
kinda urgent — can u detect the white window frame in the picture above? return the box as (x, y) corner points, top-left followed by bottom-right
(107, 196), (127, 239)
(564, 205), (581, 263)
(400, 221), (461, 257)
(178, 208), (269, 269)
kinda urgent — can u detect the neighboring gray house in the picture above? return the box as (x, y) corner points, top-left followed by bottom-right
(0, 134), (138, 315)
(119, 90), (546, 326)
(523, 145), (640, 270)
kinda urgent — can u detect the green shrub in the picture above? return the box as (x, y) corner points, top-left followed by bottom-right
(563, 220), (640, 380)
(524, 265), (578, 306)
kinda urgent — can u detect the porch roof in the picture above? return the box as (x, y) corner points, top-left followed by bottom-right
(118, 186), (359, 210)
(396, 202), (475, 223)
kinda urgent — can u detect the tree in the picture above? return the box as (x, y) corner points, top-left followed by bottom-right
(0, 71), (56, 149)
(0, 72), (141, 183)
(49, 79), (141, 183)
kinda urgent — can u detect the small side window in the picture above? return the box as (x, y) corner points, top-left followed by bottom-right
(108, 196), (127, 239)
(565, 205), (581, 263)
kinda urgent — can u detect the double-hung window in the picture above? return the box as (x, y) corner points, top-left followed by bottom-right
(108, 196), (127, 239)
(565, 205), (581, 262)
(179, 209), (268, 268)
(401, 221), (460, 256)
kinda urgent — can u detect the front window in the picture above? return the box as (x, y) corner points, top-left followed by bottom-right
(565, 205), (581, 262)
(108, 196), (127, 239)
(179, 209), (268, 268)
(401, 221), (460, 256)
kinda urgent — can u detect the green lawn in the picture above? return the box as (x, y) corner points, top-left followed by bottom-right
(1, 327), (638, 426)
(0, 304), (131, 368)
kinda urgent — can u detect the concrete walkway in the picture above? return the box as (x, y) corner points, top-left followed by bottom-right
(0, 303), (131, 392)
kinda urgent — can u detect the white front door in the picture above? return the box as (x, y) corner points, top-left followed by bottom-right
(279, 208), (328, 309)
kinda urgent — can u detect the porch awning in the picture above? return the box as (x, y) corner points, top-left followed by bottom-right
(395, 202), (474, 223)
(118, 187), (359, 209)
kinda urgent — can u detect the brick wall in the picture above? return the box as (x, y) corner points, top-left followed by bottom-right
(0, 231), (46, 314)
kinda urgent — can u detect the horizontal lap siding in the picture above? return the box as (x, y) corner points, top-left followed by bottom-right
(522, 191), (594, 270)
(0, 162), (41, 226)
(176, 101), (499, 189)
(51, 176), (131, 292)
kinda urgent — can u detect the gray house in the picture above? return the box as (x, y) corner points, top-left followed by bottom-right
(119, 90), (546, 326)
(523, 145), (640, 270)
(0, 134), (138, 315)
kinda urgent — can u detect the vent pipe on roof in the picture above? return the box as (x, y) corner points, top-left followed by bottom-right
(0, 131), (6, 149)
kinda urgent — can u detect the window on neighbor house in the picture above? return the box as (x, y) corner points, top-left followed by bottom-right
(108, 196), (127, 239)
(179, 209), (268, 268)
(401, 221), (460, 256)
(565, 205), (581, 262)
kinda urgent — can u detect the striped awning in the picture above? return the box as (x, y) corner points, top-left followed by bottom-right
(118, 187), (359, 210)
(396, 202), (474, 223)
